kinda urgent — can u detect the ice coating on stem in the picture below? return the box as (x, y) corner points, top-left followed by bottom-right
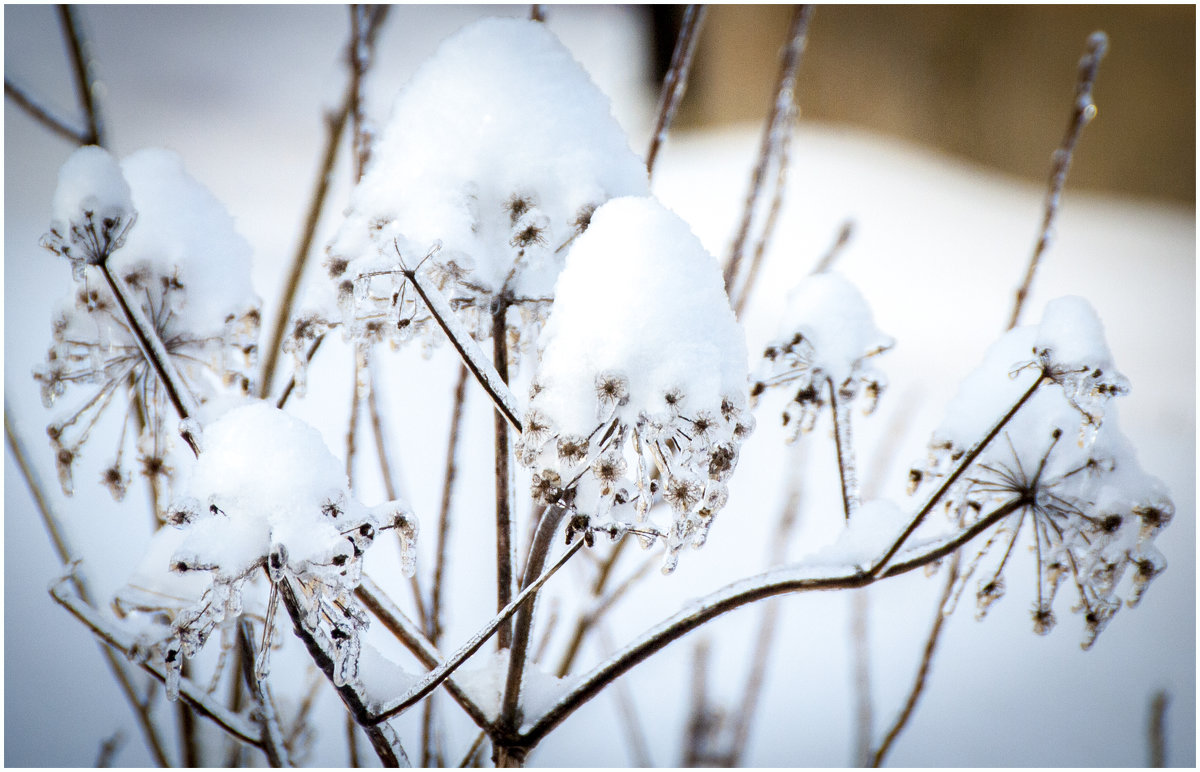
(520, 196), (752, 572)
(752, 271), (892, 441)
(322, 17), (649, 361)
(910, 297), (1172, 649)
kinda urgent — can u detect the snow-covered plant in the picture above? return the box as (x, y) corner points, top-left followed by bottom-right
(154, 402), (416, 697)
(11, 7), (1182, 769)
(911, 296), (1172, 649)
(306, 17), (648, 386)
(35, 146), (260, 503)
(518, 196), (753, 572)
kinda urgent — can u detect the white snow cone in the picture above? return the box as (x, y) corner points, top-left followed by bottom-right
(519, 196), (753, 572)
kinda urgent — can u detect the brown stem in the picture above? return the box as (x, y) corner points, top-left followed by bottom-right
(4, 78), (89, 144)
(493, 299), (516, 651)
(432, 364), (470, 646)
(645, 5), (707, 178)
(6, 409), (174, 766)
(722, 5), (813, 298)
(1148, 690), (1169, 767)
(237, 619), (290, 767)
(829, 378), (859, 521)
(59, 5), (104, 147)
(870, 552), (960, 767)
(275, 334), (325, 410)
(811, 219), (854, 276)
(1006, 32), (1107, 331)
(260, 8), (389, 399)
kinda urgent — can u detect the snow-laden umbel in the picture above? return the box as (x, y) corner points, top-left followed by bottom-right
(35, 147), (261, 503)
(158, 402), (417, 698)
(751, 271), (893, 441)
(910, 297), (1172, 649)
(518, 196), (752, 572)
(311, 17), (649, 379)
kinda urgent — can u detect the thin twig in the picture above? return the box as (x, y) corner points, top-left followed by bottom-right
(1006, 32), (1108, 331)
(520, 497), (1029, 749)
(1148, 690), (1169, 767)
(870, 552), (960, 767)
(431, 364), (469, 646)
(275, 335), (325, 410)
(370, 538), (586, 725)
(51, 579), (263, 747)
(811, 219), (854, 275)
(347, 713), (361, 768)
(94, 730), (124, 767)
(178, 661), (201, 766)
(828, 378), (860, 521)
(59, 5), (104, 146)
(4, 78), (89, 144)
(645, 5), (707, 178)
(597, 625), (654, 767)
(680, 638), (718, 766)
(346, 347), (362, 483)
(356, 575), (492, 731)
(260, 7), (389, 399)
(852, 589), (873, 766)
(493, 298), (516, 652)
(723, 5), (813, 298)
(6, 408), (174, 766)
(237, 619), (291, 767)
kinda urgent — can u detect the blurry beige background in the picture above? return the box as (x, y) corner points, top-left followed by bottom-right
(658, 5), (1195, 204)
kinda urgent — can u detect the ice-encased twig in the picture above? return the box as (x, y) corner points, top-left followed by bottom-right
(236, 619), (291, 768)
(645, 5), (708, 177)
(369, 538), (585, 724)
(1006, 32), (1108, 331)
(50, 577), (261, 747)
(399, 249), (523, 431)
(8, 408), (174, 766)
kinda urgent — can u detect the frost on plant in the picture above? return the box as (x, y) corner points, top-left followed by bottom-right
(34, 147), (261, 504)
(910, 297), (1172, 649)
(305, 17), (649, 387)
(122, 402), (417, 698)
(518, 196), (752, 572)
(751, 271), (893, 441)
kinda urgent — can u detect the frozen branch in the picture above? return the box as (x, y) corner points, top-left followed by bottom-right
(723, 5), (813, 299)
(4, 78), (90, 144)
(59, 5), (105, 146)
(645, 5), (707, 178)
(1006, 32), (1107, 331)
(237, 619), (291, 768)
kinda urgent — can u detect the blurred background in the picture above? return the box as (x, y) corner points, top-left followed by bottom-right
(654, 4), (1195, 204)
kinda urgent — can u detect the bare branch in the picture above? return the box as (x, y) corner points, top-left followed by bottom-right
(237, 619), (291, 767)
(645, 5), (707, 178)
(4, 78), (89, 144)
(1007, 32), (1108, 330)
(59, 5), (105, 146)
(811, 219), (854, 276)
(493, 299), (517, 651)
(723, 5), (813, 299)
(1148, 690), (1169, 767)
(431, 364), (470, 646)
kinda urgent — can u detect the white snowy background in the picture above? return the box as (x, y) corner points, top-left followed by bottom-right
(4, 5), (1194, 767)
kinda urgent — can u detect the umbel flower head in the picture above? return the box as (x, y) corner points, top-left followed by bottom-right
(751, 271), (893, 441)
(911, 297), (1172, 649)
(306, 17), (649, 383)
(518, 196), (752, 573)
(35, 147), (260, 505)
(143, 402), (417, 698)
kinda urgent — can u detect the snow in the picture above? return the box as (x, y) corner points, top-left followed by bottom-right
(801, 499), (908, 567)
(49, 145), (134, 246)
(4, 6), (1193, 769)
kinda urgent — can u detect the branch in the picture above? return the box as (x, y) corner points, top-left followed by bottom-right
(7, 408), (174, 766)
(723, 5), (813, 299)
(51, 578), (262, 748)
(59, 5), (104, 147)
(355, 575), (493, 732)
(237, 619), (291, 767)
(369, 538), (585, 725)
(492, 299), (516, 651)
(259, 7), (389, 399)
(1006, 32), (1107, 331)
(431, 364), (470, 646)
(4, 78), (89, 144)
(1148, 689), (1169, 767)
(645, 4), (707, 178)
(398, 251), (522, 431)
(520, 497), (1027, 748)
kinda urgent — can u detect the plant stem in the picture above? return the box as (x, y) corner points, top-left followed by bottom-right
(7, 409), (174, 766)
(4, 78), (89, 144)
(260, 7), (389, 399)
(237, 619), (290, 767)
(645, 4), (707, 178)
(432, 364), (469, 646)
(519, 497), (1027, 749)
(870, 551), (959, 767)
(828, 378), (860, 521)
(493, 299), (516, 651)
(723, 4), (812, 299)
(59, 5), (105, 147)
(1006, 32), (1107, 331)
(1148, 690), (1169, 767)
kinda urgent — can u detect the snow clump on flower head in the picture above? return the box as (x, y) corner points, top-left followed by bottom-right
(159, 402), (417, 696)
(752, 271), (893, 440)
(319, 17), (649, 367)
(35, 147), (260, 504)
(910, 297), (1172, 650)
(519, 196), (752, 572)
